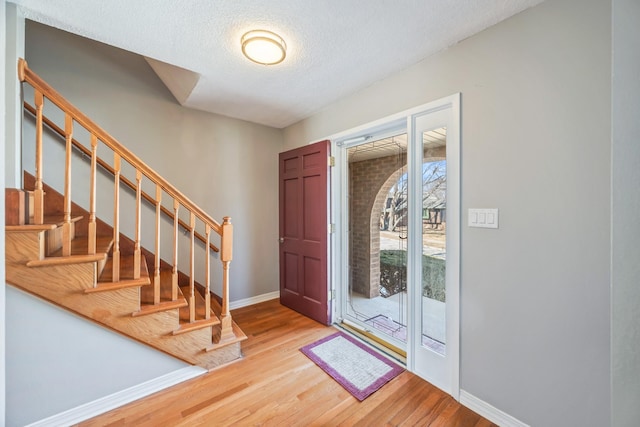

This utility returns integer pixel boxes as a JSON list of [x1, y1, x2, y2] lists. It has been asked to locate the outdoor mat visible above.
[[365, 314, 445, 355], [300, 331, 404, 401]]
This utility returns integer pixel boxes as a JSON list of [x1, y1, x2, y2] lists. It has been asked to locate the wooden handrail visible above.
[[19, 59, 222, 236], [23, 101, 219, 253]]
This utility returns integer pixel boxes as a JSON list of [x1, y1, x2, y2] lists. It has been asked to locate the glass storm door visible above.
[[333, 94, 460, 397], [344, 134, 409, 352]]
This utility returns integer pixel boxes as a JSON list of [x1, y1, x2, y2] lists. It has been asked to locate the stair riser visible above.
[[7, 262, 96, 302], [97, 255, 109, 278], [5, 189, 28, 225], [44, 222, 76, 256], [5, 230, 45, 262]]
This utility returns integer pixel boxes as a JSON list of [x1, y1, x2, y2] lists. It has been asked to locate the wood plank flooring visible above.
[[78, 299, 496, 426]]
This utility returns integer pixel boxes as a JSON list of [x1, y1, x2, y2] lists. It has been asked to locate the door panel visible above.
[[303, 175, 323, 241], [283, 253, 299, 294], [279, 140, 330, 324], [303, 256, 322, 301], [283, 180, 299, 238]]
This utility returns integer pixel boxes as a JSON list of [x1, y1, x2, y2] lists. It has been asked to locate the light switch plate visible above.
[[468, 208, 499, 228]]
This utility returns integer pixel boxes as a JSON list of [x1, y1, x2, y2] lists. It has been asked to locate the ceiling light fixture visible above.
[[241, 30, 287, 65]]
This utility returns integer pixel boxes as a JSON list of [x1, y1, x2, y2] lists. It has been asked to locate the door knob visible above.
[[279, 237, 284, 243]]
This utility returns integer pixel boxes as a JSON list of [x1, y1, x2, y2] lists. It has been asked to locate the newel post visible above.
[[218, 216, 234, 342]]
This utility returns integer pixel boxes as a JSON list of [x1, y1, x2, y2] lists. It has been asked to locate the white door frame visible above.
[[327, 93, 461, 399]]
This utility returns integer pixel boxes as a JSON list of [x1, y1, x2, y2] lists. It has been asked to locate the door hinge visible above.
[[328, 223, 335, 233], [329, 289, 336, 300], [328, 156, 335, 167]]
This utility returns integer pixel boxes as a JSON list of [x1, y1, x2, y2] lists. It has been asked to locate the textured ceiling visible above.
[[13, 0, 544, 129]]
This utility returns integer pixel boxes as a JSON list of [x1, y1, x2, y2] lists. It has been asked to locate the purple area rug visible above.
[[300, 331, 404, 401]]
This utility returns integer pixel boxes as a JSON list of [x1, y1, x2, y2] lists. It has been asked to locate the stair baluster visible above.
[[133, 170, 142, 280], [153, 184, 162, 305], [33, 90, 44, 225], [62, 114, 73, 256], [112, 153, 121, 282], [88, 134, 97, 255], [172, 199, 179, 301], [205, 224, 211, 320], [189, 212, 196, 323]]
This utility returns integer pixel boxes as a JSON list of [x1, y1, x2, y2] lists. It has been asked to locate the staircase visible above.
[[5, 58, 246, 370]]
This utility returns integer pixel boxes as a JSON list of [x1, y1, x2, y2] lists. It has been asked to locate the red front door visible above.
[[279, 140, 330, 324]]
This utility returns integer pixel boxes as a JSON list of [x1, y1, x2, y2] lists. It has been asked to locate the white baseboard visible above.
[[26, 366, 206, 427], [460, 390, 529, 427], [229, 291, 279, 310]]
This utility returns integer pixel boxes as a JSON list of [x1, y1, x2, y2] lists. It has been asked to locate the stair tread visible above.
[[132, 299, 188, 317], [5, 215, 83, 232], [170, 285, 220, 335], [179, 285, 217, 323], [42, 214, 84, 226], [134, 269, 187, 316], [48, 235, 113, 258], [172, 317, 220, 335], [26, 235, 113, 267], [85, 254, 151, 293], [6, 223, 57, 231], [99, 253, 150, 283], [141, 268, 175, 304]]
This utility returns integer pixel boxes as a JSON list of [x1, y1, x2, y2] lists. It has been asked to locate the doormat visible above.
[[300, 331, 404, 401], [365, 314, 445, 355]]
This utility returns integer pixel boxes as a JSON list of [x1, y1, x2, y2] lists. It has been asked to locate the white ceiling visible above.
[[13, 0, 544, 129]]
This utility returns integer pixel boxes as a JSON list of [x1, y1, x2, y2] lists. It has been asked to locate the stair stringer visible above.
[[6, 229, 242, 370]]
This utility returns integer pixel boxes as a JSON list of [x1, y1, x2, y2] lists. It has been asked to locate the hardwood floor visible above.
[[78, 299, 496, 426]]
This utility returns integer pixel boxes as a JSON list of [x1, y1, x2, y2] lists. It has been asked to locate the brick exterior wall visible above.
[[349, 154, 406, 298]]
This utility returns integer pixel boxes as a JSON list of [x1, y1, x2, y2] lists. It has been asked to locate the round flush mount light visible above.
[[241, 30, 287, 65]]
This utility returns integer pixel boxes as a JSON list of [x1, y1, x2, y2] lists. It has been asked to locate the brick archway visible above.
[[349, 146, 447, 299], [349, 153, 406, 298], [369, 165, 407, 297]]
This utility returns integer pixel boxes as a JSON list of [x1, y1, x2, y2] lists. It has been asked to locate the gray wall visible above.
[[284, 0, 611, 425], [25, 21, 283, 302], [4, 2, 23, 188], [1, 1, 7, 423], [6, 287, 189, 426], [611, 0, 640, 425]]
